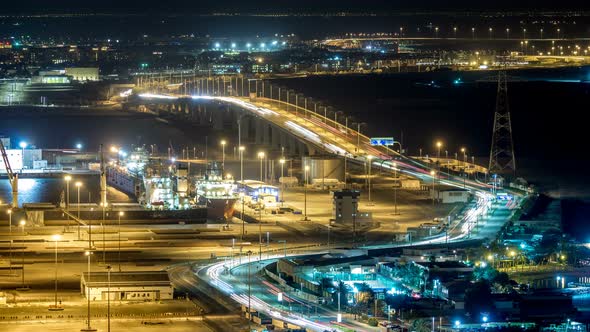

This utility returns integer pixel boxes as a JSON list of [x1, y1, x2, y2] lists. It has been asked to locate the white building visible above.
[[81, 271, 174, 301], [431, 188, 471, 204], [0, 149, 22, 171], [65, 67, 99, 81]]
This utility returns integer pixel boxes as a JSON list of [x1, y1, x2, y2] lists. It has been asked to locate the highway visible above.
[[137, 90, 525, 331]]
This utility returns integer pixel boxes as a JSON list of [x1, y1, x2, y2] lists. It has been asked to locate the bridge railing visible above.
[[138, 75, 403, 159]]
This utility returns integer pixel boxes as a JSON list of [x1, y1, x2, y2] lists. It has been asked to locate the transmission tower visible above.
[[488, 71, 516, 175]]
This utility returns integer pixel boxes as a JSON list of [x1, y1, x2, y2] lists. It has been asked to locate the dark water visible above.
[[4, 14, 590, 40], [0, 175, 100, 207]]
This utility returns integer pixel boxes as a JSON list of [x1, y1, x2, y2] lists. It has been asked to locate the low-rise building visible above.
[[81, 271, 174, 301], [65, 67, 99, 81]]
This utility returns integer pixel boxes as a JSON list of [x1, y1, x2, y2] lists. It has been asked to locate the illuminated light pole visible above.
[[220, 140, 226, 170], [49, 234, 63, 311], [106, 265, 112, 332], [489, 27, 493, 39], [471, 27, 475, 39], [258, 151, 265, 182], [303, 165, 310, 221], [7, 209, 12, 273], [430, 170, 436, 205], [117, 211, 124, 272], [246, 250, 253, 331], [279, 158, 286, 205], [19, 141, 27, 169], [81, 251, 96, 332], [461, 147, 467, 188], [239, 146, 245, 185], [367, 155, 373, 204], [393, 162, 398, 215], [453, 26, 457, 38], [76, 181, 82, 240], [237, 192, 245, 241], [19, 219, 28, 290], [506, 28, 510, 39], [64, 175, 72, 210], [436, 141, 442, 159]]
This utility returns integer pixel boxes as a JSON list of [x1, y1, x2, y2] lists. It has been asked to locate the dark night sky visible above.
[[2, 0, 590, 13]]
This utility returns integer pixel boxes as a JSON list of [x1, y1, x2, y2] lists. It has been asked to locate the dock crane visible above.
[[0, 139, 18, 208]]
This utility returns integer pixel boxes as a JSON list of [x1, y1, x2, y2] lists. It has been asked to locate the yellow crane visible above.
[[0, 139, 18, 208]]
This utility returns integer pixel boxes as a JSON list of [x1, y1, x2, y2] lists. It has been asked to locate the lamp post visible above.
[[117, 211, 124, 272], [436, 141, 442, 159], [50, 234, 63, 311], [258, 151, 265, 182], [19, 220, 27, 289], [81, 251, 96, 331], [393, 162, 398, 215], [303, 165, 310, 221], [279, 158, 285, 205], [247, 250, 253, 331], [64, 175, 72, 209], [367, 155, 373, 204], [259, 207, 263, 261], [239, 146, 245, 185], [7, 209, 12, 273], [76, 181, 82, 240], [100, 202, 107, 264], [106, 265, 112, 332], [220, 140, 226, 170], [430, 170, 436, 205]]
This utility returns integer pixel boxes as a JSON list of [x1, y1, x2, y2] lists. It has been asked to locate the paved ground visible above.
[[1, 319, 214, 332]]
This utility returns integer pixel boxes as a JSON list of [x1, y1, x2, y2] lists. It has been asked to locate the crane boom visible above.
[[0, 139, 18, 208]]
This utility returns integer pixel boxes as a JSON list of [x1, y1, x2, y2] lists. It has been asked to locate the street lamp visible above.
[[50, 234, 63, 311], [118, 211, 124, 272], [393, 162, 398, 215], [239, 146, 245, 184], [436, 141, 442, 159], [430, 170, 436, 205], [279, 158, 286, 204], [303, 165, 310, 221], [258, 151, 265, 182], [76, 181, 82, 239], [367, 155, 373, 204], [220, 140, 226, 170], [19, 141, 27, 169], [64, 175, 72, 210], [246, 250, 253, 331], [19, 219, 28, 289], [106, 265, 112, 332], [7, 209, 12, 273], [81, 251, 96, 331]]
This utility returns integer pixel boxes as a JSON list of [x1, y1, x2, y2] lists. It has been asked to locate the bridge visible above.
[[131, 77, 528, 332]]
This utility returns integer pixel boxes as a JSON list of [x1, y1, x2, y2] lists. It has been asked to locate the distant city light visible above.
[[231, 43, 236, 48], [246, 43, 252, 48], [260, 42, 266, 48], [76, 143, 82, 149], [19, 141, 27, 149], [214, 42, 220, 48]]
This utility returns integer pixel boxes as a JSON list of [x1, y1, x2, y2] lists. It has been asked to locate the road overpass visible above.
[[134, 86, 527, 331]]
